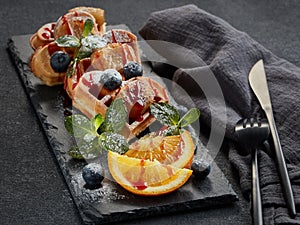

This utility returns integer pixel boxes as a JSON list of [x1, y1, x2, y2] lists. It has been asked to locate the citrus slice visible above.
[[108, 151, 192, 196], [125, 129, 195, 169]]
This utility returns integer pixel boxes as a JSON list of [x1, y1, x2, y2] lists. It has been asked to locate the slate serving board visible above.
[[7, 25, 238, 224]]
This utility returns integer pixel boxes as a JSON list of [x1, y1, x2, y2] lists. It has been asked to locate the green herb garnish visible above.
[[99, 98, 127, 134], [82, 18, 94, 38], [55, 18, 107, 77], [65, 99, 128, 159], [150, 103, 200, 136], [56, 35, 81, 48]]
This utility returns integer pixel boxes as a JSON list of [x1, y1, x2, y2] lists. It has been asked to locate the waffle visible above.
[[29, 23, 56, 50], [68, 6, 106, 35], [29, 7, 169, 137], [65, 29, 141, 99], [72, 72, 169, 138], [30, 42, 71, 86], [30, 7, 106, 86]]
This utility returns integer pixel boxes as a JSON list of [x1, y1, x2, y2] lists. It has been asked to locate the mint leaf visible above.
[[100, 98, 127, 133], [150, 103, 200, 136], [76, 36, 107, 61], [91, 114, 104, 132], [82, 19, 94, 37], [62, 20, 107, 78], [65, 100, 129, 159], [56, 35, 80, 48], [99, 132, 129, 154], [77, 134, 100, 154], [65, 114, 93, 138], [150, 103, 180, 126], [179, 108, 200, 128]]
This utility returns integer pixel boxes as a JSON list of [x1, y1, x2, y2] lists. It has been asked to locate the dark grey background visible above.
[[1, 1, 299, 224]]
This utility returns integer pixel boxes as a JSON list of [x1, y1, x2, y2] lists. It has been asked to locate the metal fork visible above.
[[235, 118, 270, 225]]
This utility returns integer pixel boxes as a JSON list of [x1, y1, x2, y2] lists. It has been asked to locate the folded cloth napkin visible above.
[[139, 4, 300, 225]]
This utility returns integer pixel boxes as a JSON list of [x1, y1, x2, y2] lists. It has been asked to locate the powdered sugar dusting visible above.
[[71, 173, 127, 203]]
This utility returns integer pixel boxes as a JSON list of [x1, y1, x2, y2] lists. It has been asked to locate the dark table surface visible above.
[[1, 1, 299, 225]]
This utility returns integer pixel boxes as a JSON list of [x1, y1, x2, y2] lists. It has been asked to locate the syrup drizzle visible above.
[[41, 32, 50, 39], [71, 59, 92, 90], [81, 73, 95, 88], [47, 42, 61, 56], [127, 81, 145, 123], [111, 30, 117, 43], [61, 15, 72, 35], [128, 159, 148, 190], [129, 101, 144, 123], [41, 25, 54, 40]]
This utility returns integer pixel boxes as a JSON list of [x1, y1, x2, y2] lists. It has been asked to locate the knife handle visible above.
[[252, 149, 263, 225], [266, 111, 296, 217]]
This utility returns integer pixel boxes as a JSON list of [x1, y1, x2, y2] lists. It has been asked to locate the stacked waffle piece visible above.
[[29, 6, 169, 139]]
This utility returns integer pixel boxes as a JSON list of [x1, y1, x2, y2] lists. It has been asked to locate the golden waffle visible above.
[[72, 73, 169, 139], [30, 7, 106, 86]]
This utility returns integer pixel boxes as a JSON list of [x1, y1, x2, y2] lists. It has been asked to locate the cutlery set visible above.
[[235, 60, 296, 225]]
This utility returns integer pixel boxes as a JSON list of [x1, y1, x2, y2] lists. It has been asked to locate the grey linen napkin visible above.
[[139, 4, 300, 225]]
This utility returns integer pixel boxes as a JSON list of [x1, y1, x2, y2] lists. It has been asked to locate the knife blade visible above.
[[248, 59, 296, 217]]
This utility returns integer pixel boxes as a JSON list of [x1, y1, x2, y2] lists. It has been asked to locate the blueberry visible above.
[[82, 163, 104, 188], [100, 69, 122, 91], [50, 51, 71, 73], [122, 61, 143, 80], [191, 159, 211, 179]]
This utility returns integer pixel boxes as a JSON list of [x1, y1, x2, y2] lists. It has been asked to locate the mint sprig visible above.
[[149, 102, 180, 127], [150, 103, 200, 136], [55, 19, 107, 77], [56, 35, 81, 48], [65, 99, 128, 159]]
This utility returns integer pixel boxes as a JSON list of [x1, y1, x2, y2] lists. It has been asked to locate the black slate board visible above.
[[7, 26, 238, 224]]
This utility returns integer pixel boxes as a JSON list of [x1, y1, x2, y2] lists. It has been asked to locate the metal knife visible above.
[[248, 59, 296, 217]]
